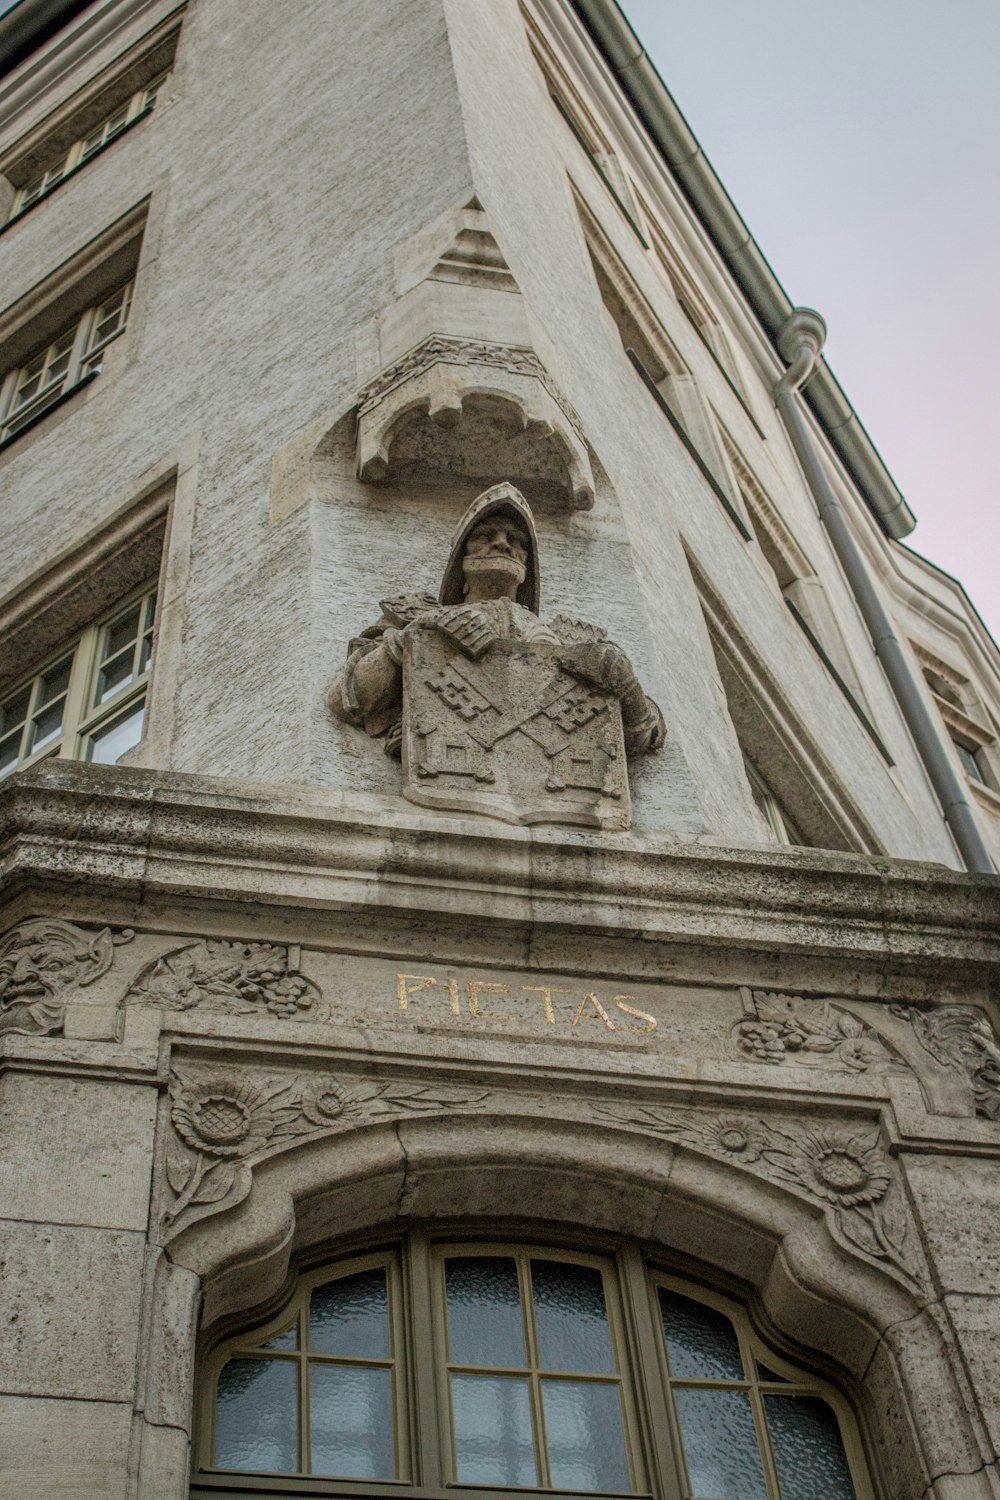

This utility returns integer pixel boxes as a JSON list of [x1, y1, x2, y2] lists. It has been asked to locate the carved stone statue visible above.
[[328, 482, 664, 828]]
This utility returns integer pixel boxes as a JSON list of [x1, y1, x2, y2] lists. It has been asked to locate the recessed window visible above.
[[0, 282, 132, 443], [916, 654, 998, 793], [744, 756, 805, 846], [195, 1237, 871, 1498], [0, 583, 155, 780], [953, 737, 987, 785], [7, 75, 167, 223]]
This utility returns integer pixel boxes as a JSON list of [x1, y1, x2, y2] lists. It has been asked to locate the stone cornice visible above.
[[1, 764, 997, 977]]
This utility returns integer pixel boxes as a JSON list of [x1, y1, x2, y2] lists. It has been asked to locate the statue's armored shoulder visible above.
[[548, 613, 609, 645]]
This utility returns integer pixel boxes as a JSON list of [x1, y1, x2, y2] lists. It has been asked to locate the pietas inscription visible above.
[[396, 972, 656, 1033]]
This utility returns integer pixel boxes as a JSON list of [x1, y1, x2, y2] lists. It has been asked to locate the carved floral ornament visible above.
[[598, 1102, 917, 1289], [161, 1061, 923, 1291], [733, 989, 898, 1073], [163, 1070, 489, 1231], [125, 937, 324, 1021], [735, 987, 1000, 1122]]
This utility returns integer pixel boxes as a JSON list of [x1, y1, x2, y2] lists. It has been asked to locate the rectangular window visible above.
[[953, 738, 987, 785], [0, 584, 156, 780], [7, 75, 167, 222], [0, 282, 132, 443]]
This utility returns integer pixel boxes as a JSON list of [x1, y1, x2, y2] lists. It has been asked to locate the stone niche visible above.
[[354, 199, 594, 512]]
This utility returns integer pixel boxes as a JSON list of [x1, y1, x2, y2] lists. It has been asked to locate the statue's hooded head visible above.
[[438, 483, 541, 613]]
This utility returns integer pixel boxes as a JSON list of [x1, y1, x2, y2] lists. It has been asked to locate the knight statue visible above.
[[328, 483, 664, 828]]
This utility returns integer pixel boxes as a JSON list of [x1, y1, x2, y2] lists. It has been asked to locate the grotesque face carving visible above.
[[461, 516, 530, 600], [0, 919, 121, 1036]]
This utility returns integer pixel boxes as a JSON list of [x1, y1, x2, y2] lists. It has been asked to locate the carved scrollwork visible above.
[[0, 917, 134, 1038], [356, 335, 586, 442], [163, 1068, 490, 1233], [891, 1003, 1000, 1120], [598, 1101, 920, 1288], [733, 990, 898, 1074], [125, 938, 325, 1022]]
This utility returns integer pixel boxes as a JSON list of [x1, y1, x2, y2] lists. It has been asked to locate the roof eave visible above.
[[570, 0, 916, 540]]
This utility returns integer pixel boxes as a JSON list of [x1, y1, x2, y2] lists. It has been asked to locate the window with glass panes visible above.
[[0, 283, 132, 442], [0, 584, 155, 780], [8, 75, 167, 221], [743, 757, 805, 847], [194, 1236, 873, 1500]]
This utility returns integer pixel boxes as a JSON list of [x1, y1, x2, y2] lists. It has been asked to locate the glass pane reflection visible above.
[[451, 1372, 537, 1486], [310, 1268, 389, 1359], [310, 1362, 394, 1478], [674, 1387, 767, 1500], [215, 1357, 297, 1472], [659, 1287, 744, 1380], [541, 1378, 631, 1492], [531, 1260, 613, 1373], [446, 1256, 525, 1368], [87, 702, 145, 764], [766, 1394, 857, 1500]]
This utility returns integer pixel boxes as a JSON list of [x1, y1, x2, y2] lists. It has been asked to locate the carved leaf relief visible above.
[[599, 1101, 921, 1288], [126, 938, 325, 1022], [163, 1069, 489, 1232], [734, 990, 899, 1074]]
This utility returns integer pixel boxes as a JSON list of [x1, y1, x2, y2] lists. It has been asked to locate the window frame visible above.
[[0, 281, 133, 446], [0, 579, 156, 780], [743, 755, 805, 847], [4, 72, 168, 226], [192, 1231, 876, 1500]]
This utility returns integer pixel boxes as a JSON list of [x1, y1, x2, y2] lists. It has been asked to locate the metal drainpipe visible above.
[[774, 308, 995, 875]]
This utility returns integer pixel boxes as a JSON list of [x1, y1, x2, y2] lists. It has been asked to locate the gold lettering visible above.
[[447, 977, 461, 1017], [522, 984, 570, 1024], [468, 980, 515, 1021], [396, 973, 437, 1012], [573, 992, 615, 1030], [614, 995, 657, 1033]]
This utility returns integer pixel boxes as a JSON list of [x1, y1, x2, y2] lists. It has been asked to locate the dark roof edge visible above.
[[570, 0, 916, 540], [0, 0, 92, 77]]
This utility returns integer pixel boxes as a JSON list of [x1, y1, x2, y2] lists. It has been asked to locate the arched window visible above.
[[193, 1236, 874, 1499]]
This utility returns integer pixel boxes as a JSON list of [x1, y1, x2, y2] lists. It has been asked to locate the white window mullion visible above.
[[65, 308, 96, 391], [0, 367, 18, 427], [57, 630, 94, 762]]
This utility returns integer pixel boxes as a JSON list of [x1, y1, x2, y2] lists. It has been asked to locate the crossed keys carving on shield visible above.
[[419, 655, 618, 796]]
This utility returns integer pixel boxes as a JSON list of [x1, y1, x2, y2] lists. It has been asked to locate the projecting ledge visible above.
[[1, 763, 998, 978], [355, 336, 595, 511]]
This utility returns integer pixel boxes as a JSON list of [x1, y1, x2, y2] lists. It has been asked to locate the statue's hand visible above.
[[430, 605, 497, 659], [557, 640, 639, 698]]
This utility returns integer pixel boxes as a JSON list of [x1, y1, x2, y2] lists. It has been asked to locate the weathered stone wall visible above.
[[2, 1, 1000, 1497], [1, 766, 999, 1496]]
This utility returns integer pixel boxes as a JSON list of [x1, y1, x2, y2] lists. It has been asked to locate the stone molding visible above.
[[2, 763, 998, 975], [356, 335, 586, 441], [355, 334, 595, 509], [163, 1066, 488, 1233], [158, 1057, 924, 1296]]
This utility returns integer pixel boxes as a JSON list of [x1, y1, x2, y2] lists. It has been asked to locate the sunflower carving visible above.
[[598, 1101, 918, 1286], [163, 1068, 489, 1231]]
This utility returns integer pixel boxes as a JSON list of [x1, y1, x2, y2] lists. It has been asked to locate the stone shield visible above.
[[402, 625, 630, 829]]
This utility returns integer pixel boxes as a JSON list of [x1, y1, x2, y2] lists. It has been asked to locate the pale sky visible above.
[[621, 0, 1000, 642]]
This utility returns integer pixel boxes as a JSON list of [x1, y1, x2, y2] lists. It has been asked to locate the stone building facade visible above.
[[1, 1, 999, 1497]]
